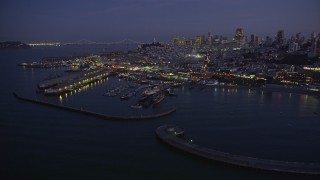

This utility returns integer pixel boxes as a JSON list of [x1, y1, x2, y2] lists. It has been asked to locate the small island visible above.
[[0, 41, 30, 49]]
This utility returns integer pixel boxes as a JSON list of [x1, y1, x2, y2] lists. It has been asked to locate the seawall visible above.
[[13, 93, 176, 120], [156, 125, 320, 175]]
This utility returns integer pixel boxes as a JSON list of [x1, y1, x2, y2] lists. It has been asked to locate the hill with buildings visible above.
[[0, 41, 30, 49]]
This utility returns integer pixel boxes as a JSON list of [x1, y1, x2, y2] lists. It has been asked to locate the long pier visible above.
[[38, 68, 111, 94], [13, 93, 176, 120], [156, 125, 320, 175]]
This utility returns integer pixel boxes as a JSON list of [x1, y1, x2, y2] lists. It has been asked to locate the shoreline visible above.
[[196, 84, 320, 97]]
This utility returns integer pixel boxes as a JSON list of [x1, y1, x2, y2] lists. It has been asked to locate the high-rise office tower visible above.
[[233, 28, 245, 48], [207, 32, 212, 46], [265, 36, 273, 46], [249, 34, 259, 46], [195, 35, 205, 49], [276, 30, 284, 44], [250, 34, 255, 43], [235, 28, 244, 37]]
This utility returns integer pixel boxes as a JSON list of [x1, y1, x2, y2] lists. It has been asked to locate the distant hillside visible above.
[[0, 41, 30, 49]]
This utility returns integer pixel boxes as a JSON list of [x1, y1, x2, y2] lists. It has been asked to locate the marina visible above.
[[3, 0, 320, 178], [3, 44, 320, 180]]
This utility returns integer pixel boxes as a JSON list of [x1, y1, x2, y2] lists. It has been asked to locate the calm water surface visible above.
[[1, 45, 320, 179]]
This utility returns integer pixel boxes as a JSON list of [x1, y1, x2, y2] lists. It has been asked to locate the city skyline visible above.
[[1, 0, 320, 43]]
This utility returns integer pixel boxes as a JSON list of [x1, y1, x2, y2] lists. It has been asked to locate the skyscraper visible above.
[[235, 28, 244, 37], [265, 36, 273, 46], [207, 32, 212, 46], [250, 34, 255, 43], [276, 30, 284, 45], [249, 34, 259, 47], [233, 28, 245, 49], [195, 35, 205, 49]]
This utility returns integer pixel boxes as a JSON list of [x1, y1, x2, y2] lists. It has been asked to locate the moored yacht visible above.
[[143, 86, 160, 96], [153, 93, 165, 105]]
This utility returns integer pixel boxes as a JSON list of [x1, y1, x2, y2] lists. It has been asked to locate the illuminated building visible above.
[[203, 53, 210, 71], [310, 32, 320, 56], [195, 35, 205, 49], [233, 28, 246, 49], [184, 38, 193, 46], [212, 35, 220, 48], [220, 37, 228, 44], [213, 35, 220, 43], [173, 36, 183, 46], [173, 36, 193, 46]]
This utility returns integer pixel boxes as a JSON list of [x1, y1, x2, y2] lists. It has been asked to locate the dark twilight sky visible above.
[[1, 0, 319, 43]]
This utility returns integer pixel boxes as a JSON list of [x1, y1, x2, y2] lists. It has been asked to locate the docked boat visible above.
[[120, 94, 129, 100], [130, 103, 142, 109], [139, 96, 154, 108], [153, 93, 165, 105], [120, 92, 134, 100], [103, 86, 125, 97], [103, 89, 118, 97], [140, 80, 149, 84], [165, 88, 177, 96], [172, 82, 184, 87], [206, 80, 219, 86], [143, 86, 160, 96]]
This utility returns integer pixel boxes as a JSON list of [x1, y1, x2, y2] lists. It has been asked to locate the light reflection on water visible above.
[[57, 78, 109, 103], [2, 46, 320, 180], [299, 94, 319, 116]]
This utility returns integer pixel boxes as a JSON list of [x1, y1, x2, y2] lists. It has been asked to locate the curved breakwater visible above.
[[156, 125, 320, 175], [13, 93, 176, 120]]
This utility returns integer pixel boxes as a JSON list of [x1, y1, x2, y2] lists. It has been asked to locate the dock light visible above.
[[190, 140, 193, 142]]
